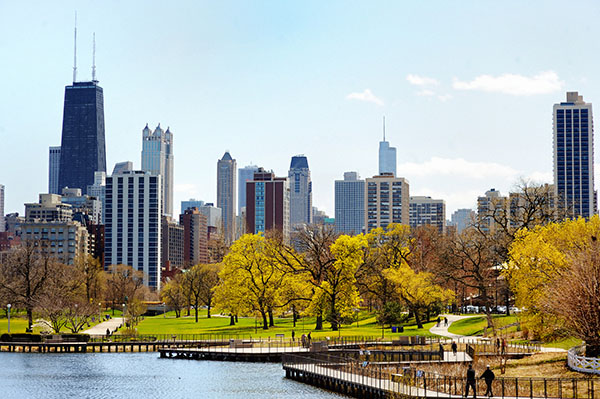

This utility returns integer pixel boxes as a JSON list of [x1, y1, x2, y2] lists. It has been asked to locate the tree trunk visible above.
[[261, 311, 269, 330], [315, 314, 323, 330], [268, 309, 274, 327], [27, 308, 33, 330], [206, 299, 211, 318], [292, 307, 297, 327], [235, 314, 238, 322], [194, 301, 199, 323], [586, 344, 600, 358], [414, 308, 423, 329], [229, 315, 235, 325]]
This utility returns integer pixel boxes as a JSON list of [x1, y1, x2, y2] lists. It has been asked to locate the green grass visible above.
[[541, 336, 582, 350], [131, 310, 440, 339], [448, 314, 519, 336]]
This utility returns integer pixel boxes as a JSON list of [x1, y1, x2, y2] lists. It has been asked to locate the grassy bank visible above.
[[448, 314, 519, 336]]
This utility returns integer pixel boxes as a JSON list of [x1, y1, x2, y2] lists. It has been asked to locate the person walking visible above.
[[437, 316, 441, 326], [291, 330, 295, 342], [444, 317, 448, 326], [480, 365, 495, 397], [452, 341, 458, 356], [465, 364, 477, 398]]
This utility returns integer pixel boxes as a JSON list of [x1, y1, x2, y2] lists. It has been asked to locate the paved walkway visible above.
[[83, 317, 125, 335]]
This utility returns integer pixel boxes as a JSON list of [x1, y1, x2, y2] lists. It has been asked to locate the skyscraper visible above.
[[477, 188, 507, 233], [104, 170, 162, 290], [0, 184, 4, 232], [365, 174, 409, 232], [180, 208, 209, 266], [334, 172, 365, 235], [245, 168, 290, 242], [409, 196, 446, 233], [450, 208, 475, 233], [288, 155, 313, 228], [58, 81, 106, 194], [141, 123, 174, 216], [48, 146, 61, 194], [217, 152, 236, 244], [378, 118, 397, 176], [553, 91, 595, 218], [181, 199, 205, 215], [238, 165, 259, 214]]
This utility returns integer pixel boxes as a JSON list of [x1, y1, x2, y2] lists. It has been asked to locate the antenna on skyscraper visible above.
[[73, 11, 77, 83], [92, 32, 97, 82], [383, 116, 386, 141]]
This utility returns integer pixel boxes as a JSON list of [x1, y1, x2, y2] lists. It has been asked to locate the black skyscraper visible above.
[[58, 81, 106, 194]]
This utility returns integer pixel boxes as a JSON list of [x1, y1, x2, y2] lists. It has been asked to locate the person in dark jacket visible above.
[[465, 364, 476, 398], [452, 341, 458, 356], [480, 365, 495, 397]]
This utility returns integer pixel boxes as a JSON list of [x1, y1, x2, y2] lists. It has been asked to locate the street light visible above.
[[163, 302, 166, 318], [122, 303, 126, 328], [7, 304, 11, 333]]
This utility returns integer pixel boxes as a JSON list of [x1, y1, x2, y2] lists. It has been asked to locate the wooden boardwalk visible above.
[[159, 345, 310, 362]]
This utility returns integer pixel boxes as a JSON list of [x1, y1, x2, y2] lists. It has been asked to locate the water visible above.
[[0, 352, 344, 399]]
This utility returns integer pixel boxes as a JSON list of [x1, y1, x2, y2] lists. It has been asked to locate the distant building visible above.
[[198, 203, 222, 238], [0, 231, 21, 253], [553, 91, 596, 218], [288, 155, 312, 228], [245, 168, 290, 241], [161, 216, 184, 272], [181, 199, 205, 215], [449, 208, 475, 233], [61, 187, 102, 225], [58, 81, 106, 195], [238, 165, 259, 215], [105, 170, 162, 290], [334, 172, 365, 235], [87, 171, 106, 224], [48, 146, 61, 194], [312, 207, 329, 226], [378, 120, 397, 176], [112, 162, 133, 175], [25, 194, 73, 222], [217, 152, 236, 244], [20, 220, 88, 265], [477, 188, 507, 233], [142, 124, 174, 216], [4, 213, 23, 234], [0, 184, 4, 233], [409, 196, 446, 233], [180, 208, 209, 266], [365, 174, 409, 232]]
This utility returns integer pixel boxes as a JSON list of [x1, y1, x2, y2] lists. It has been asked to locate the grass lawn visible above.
[[448, 314, 519, 336], [131, 310, 440, 339]]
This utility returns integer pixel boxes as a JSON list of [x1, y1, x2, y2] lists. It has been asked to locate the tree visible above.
[[182, 263, 221, 322], [104, 264, 145, 315], [160, 274, 186, 318], [74, 254, 105, 303], [0, 242, 55, 330]]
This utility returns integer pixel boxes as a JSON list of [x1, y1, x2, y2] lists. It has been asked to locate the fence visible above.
[[569, 345, 600, 375], [283, 352, 600, 399]]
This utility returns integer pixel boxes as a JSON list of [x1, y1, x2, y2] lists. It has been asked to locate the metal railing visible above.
[[282, 352, 600, 399]]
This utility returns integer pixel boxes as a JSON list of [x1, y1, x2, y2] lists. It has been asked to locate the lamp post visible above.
[[163, 302, 166, 318], [122, 303, 126, 328], [7, 304, 11, 333]]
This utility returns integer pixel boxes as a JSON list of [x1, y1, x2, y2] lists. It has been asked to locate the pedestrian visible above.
[[496, 338, 500, 354], [437, 316, 441, 326], [480, 365, 495, 397], [501, 338, 507, 355], [444, 317, 448, 327], [301, 334, 307, 348], [465, 363, 476, 398], [106, 328, 110, 337], [307, 331, 312, 344], [291, 330, 295, 342], [452, 341, 458, 356]]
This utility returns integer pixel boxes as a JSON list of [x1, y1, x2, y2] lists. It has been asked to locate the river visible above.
[[0, 352, 343, 398]]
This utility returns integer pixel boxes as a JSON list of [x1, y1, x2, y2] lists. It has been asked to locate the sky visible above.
[[2, 1, 600, 219]]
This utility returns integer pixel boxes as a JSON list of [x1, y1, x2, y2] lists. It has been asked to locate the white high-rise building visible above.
[[378, 119, 397, 176], [217, 151, 236, 244], [409, 196, 446, 233], [48, 146, 61, 194], [365, 174, 409, 232], [554, 92, 596, 218], [334, 172, 365, 235], [238, 165, 259, 215], [104, 170, 162, 290], [87, 171, 106, 224], [141, 123, 174, 217], [0, 184, 4, 232], [288, 155, 312, 228]]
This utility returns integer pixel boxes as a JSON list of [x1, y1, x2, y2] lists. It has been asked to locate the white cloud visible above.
[[399, 157, 519, 180], [345, 89, 384, 106], [406, 74, 439, 86], [452, 71, 564, 96], [437, 94, 453, 102], [416, 89, 435, 97]]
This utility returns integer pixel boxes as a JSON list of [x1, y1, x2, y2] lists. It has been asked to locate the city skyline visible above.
[[4, 2, 600, 218]]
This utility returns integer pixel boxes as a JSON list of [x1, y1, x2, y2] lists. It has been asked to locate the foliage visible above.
[[182, 263, 221, 322], [160, 274, 186, 318]]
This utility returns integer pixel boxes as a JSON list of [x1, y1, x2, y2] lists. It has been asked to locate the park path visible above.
[[429, 314, 566, 352], [83, 317, 125, 335]]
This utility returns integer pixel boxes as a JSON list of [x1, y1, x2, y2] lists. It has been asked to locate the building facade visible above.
[[87, 171, 106, 224], [48, 146, 61, 194], [378, 126, 397, 176], [288, 155, 313, 229], [58, 81, 106, 194], [20, 220, 88, 265], [449, 208, 475, 233], [181, 199, 204, 215], [365, 174, 409, 232], [0, 184, 4, 233], [141, 124, 174, 217], [25, 194, 73, 222], [238, 165, 259, 215], [104, 170, 162, 290], [179, 208, 209, 266], [553, 91, 596, 218], [161, 216, 184, 271], [334, 172, 365, 235], [217, 152, 236, 244], [409, 196, 446, 233], [477, 188, 507, 233], [245, 169, 290, 241]]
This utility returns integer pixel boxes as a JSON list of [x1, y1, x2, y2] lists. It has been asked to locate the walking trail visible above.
[[83, 317, 125, 335]]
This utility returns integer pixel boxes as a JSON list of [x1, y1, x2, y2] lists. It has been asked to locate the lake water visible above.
[[0, 352, 343, 399]]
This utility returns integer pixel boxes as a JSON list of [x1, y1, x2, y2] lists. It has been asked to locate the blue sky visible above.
[[2, 1, 600, 218]]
